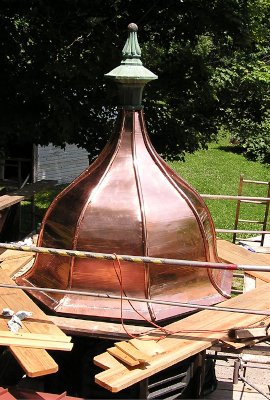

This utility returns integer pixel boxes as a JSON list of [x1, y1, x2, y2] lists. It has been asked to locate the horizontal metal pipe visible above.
[[0, 282, 270, 316], [201, 194, 270, 202], [0, 242, 269, 272], [216, 229, 270, 234], [243, 179, 269, 185]]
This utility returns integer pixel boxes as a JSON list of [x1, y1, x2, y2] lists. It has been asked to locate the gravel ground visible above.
[[204, 343, 270, 399]]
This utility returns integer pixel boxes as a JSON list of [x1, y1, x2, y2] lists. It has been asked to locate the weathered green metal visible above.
[[105, 23, 157, 108]]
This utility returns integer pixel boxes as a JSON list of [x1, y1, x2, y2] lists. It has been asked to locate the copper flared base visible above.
[[17, 260, 232, 322]]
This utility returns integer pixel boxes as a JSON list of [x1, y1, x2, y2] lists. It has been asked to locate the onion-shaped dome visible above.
[[16, 24, 232, 322]]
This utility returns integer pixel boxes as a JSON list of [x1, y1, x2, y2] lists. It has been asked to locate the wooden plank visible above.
[[0, 254, 34, 276], [107, 347, 140, 367], [10, 347, 58, 378], [129, 338, 164, 356], [217, 239, 270, 283], [231, 326, 268, 339], [0, 336, 73, 351], [0, 195, 25, 210], [114, 341, 150, 363], [0, 269, 69, 377], [48, 315, 149, 339], [0, 249, 33, 262], [0, 180, 57, 211], [94, 352, 128, 371], [0, 285, 59, 377], [95, 283, 270, 392], [96, 339, 211, 392], [0, 330, 72, 342]]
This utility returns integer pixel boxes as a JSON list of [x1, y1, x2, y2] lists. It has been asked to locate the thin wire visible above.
[[112, 255, 172, 340], [112, 256, 268, 341]]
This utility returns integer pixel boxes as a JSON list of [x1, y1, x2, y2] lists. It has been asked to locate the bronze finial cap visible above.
[[128, 22, 138, 31]]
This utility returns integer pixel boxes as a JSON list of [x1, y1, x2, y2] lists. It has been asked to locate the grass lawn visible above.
[[169, 135, 269, 241], [22, 135, 269, 242]]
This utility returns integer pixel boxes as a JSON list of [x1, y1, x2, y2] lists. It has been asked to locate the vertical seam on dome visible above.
[[68, 112, 125, 289], [139, 111, 230, 298], [132, 111, 156, 321]]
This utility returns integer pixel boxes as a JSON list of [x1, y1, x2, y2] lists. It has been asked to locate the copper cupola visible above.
[[17, 24, 232, 321]]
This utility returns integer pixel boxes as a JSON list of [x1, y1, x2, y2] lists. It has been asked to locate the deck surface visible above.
[[217, 239, 270, 282]]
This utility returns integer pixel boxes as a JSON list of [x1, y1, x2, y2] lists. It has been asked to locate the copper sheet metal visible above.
[[16, 109, 232, 321]]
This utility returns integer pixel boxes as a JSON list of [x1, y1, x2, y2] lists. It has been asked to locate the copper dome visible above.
[[16, 24, 232, 322]]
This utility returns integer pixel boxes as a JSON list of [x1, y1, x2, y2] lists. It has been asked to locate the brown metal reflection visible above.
[[16, 109, 232, 321]]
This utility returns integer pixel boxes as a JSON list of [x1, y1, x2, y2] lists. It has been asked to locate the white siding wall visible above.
[[36, 144, 89, 184]]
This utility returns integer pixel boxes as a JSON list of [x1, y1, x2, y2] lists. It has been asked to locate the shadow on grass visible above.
[[217, 144, 244, 155]]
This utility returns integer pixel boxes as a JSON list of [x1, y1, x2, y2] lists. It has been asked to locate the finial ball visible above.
[[128, 23, 138, 32]]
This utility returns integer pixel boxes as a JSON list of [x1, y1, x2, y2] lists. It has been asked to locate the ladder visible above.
[[232, 174, 270, 246]]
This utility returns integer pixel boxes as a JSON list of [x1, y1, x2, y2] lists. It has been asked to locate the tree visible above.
[[0, 0, 269, 162]]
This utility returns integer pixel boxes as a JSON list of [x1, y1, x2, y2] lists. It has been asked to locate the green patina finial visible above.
[[105, 23, 157, 109], [122, 23, 141, 63]]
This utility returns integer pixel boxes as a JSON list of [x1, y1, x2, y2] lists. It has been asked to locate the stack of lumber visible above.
[[0, 269, 73, 377], [94, 283, 270, 393]]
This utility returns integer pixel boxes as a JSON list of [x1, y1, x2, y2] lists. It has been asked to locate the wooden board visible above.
[[48, 315, 149, 339], [0, 331, 72, 342], [0, 253, 34, 276], [0, 249, 33, 262], [95, 283, 270, 392], [107, 347, 140, 367], [0, 180, 57, 211], [10, 348, 58, 378], [129, 338, 164, 356], [0, 269, 71, 377], [115, 341, 151, 363], [217, 239, 270, 282], [94, 352, 127, 370]]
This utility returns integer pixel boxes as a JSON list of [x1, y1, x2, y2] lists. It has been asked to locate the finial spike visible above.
[[122, 23, 141, 59], [105, 22, 158, 109]]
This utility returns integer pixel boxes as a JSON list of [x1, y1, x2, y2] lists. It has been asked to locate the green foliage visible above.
[[0, 1, 269, 162], [210, 57, 270, 163]]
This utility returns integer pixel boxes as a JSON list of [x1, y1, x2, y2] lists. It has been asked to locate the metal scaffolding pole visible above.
[[0, 242, 269, 272], [0, 282, 269, 316]]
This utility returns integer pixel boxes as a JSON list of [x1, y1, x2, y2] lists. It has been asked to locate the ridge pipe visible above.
[[201, 194, 270, 202], [0, 282, 269, 316], [0, 242, 269, 272]]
